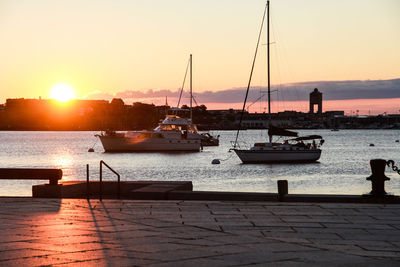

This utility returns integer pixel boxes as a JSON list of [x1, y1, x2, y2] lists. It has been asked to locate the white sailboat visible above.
[[233, 1, 324, 163], [97, 55, 202, 152]]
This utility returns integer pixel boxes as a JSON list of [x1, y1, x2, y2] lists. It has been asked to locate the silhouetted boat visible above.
[[201, 133, 219, 146], [174, 55, 220, 147], [97, 55, 202, 152], [232, 1, 324, 163], [97, 115, 201, 152]]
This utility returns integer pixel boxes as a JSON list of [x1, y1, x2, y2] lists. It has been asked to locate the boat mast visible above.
[[267, 1, 270, 117], [232, 3, 268, 149], [190, 54, 193, 121], [267, 1, 272, 143]]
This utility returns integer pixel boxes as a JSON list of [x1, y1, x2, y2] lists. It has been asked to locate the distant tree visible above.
[[110, 98, 124, 106], [127, 102, 158, 130]]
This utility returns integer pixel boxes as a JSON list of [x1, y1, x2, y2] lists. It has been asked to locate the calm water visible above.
[[0, 130, 399, 196]]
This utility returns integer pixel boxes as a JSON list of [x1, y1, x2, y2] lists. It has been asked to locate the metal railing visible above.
[[100, 160, 120, 201], [86, 161, 120, 200]]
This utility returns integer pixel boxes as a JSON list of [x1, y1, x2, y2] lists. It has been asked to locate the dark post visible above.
[[99, 161, 103, 201], [86, 164, 89, 199], [277, 180, 288, 201], [366, 159, 390, 197], [49, 178, 58, 185], [118, 174, 120, 199]]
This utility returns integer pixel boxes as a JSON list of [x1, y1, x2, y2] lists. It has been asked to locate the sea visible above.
[[0, 130, 399, 196]]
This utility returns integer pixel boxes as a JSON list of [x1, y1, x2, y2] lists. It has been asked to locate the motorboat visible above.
[[201, 133, 220, 146], [97, 115, 201, 152], [97, 54, 206, 152]]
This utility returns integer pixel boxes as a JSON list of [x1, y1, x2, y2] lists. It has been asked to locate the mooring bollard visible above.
[[366, 159, 390, 197], [277, 180, 288, 201]]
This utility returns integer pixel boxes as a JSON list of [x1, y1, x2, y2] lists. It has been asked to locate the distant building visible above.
[[309, 88, 322, 114]]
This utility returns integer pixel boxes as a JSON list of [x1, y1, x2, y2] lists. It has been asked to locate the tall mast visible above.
[[232, 3, 268, 148], [267, 0, 271, 117], [267, 1, 272, 143], [190, 54, 193, 121]]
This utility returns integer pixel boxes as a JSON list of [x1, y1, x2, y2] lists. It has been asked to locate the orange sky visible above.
[[0, 0, 399, 114]]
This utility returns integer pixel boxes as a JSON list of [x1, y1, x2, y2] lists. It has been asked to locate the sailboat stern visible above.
[[233, 149, 321, 163]]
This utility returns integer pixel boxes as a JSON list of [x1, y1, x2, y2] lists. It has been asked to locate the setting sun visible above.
[[49, 83, 76, 102]]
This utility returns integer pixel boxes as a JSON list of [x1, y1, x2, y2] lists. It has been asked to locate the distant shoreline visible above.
[[0, 128, 398, 132]]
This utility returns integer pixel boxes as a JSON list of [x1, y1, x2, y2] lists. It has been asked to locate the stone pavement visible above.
[[0, 198, 399, 266]]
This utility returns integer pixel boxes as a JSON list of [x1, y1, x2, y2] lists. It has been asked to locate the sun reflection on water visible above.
[[51, 150, 75, 181]]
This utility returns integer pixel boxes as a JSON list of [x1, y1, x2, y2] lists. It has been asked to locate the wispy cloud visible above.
[[80, 90, 115, 100], [82, 78, 400, 104]]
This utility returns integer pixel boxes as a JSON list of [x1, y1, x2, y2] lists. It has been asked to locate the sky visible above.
[[0, 0, 399, 114]]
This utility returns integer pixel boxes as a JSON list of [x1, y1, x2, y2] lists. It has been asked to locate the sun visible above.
[[49, 83, 76, 102]]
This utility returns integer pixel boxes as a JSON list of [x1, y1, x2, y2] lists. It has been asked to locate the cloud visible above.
[[283, 79, 400, 101], [80, 90, 115, 100], [82, 78, 400, 104]]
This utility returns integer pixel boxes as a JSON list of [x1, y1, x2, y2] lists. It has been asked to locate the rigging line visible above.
[[270, 17, 283, 112], [184, 93, 199, 106], [177, 57, 191, 108], [247, 89, 277, 111], [192, 94, 199, 106], [247, 93, 267, 110], [271, 10, 301, 111], [219, 152, 234, 162], [233, 2, 268, 149]]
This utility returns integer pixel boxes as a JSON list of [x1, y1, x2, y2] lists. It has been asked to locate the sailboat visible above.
[[173, 56, 220, 147], [97, 55, 202, 152], [233, 1, 324, 163]]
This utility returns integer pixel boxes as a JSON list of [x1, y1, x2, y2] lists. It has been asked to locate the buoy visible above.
[[211, 159, 220, 164], [369, 144, 375, 147], [88, 148, 95, 152]]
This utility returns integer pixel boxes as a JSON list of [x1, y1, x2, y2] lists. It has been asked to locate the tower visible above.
[[309, 88, 322, 114]]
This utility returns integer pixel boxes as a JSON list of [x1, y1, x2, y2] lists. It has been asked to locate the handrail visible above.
[[99, 160, 121, 201]]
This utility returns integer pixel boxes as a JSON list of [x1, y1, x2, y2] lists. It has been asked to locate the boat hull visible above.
[[233, 149, 321, 163], [99, 136, 201, 152]]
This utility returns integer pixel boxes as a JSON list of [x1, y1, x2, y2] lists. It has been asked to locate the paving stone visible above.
[[0, 198, 400, 266], [146, 247, 237, 262], [339, 233, 400, 242], [293, 227, 369, 235], [308, 215, 351, 223], [209, 251, 304, 266], [347, 250, 400, 258], [261, 231, 343, 240], [366, 228, 400, 235], [322, 222, 396, 230], [358, 244, 400, 252], [0, 248, 58, 261], [266, 237, 312, 244], [0, 255, 77, 266], [267, 250, 400, 266], [249, 226, 295, 233], [147, 257, 230, 267]]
